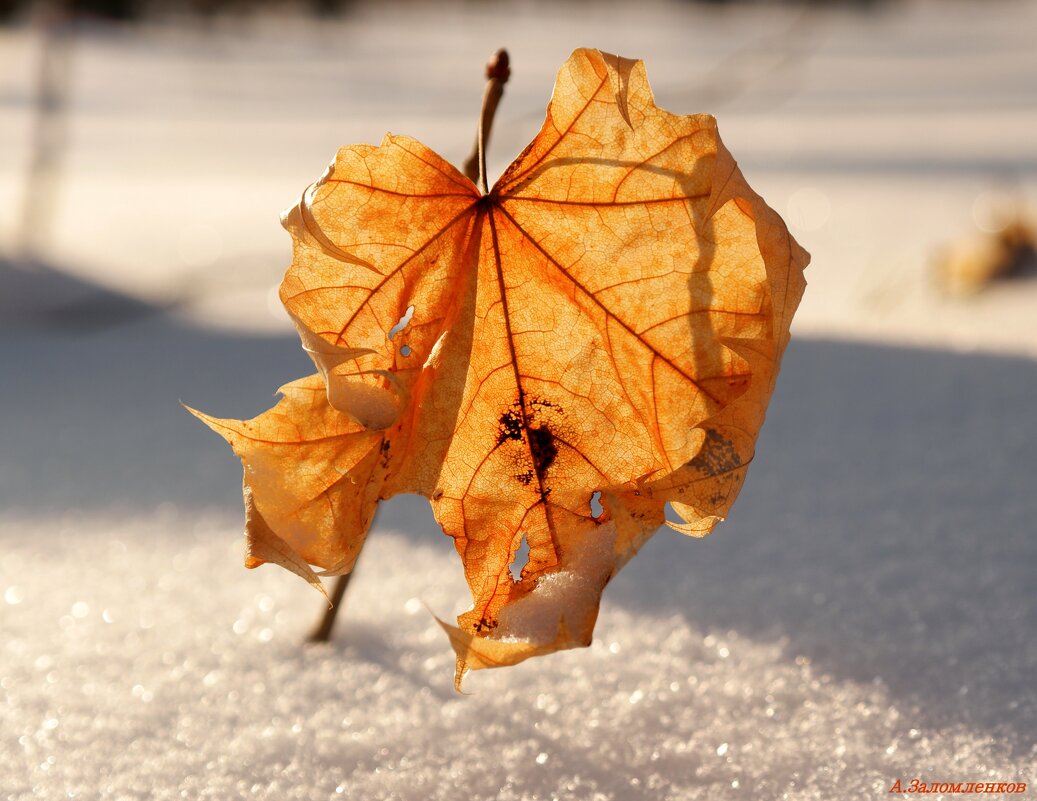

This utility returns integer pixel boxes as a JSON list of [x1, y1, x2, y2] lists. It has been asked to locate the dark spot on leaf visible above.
[[497, 407, 524, 445], [687, 428, 742, 477], [499, 398, 562, 481], [529, 397, 561, 414], [528, 425, 557, 474]]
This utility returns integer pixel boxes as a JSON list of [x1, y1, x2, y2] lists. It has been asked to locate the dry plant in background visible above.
[[191, 48, 809, 688], [935, 190, 1037, 296]]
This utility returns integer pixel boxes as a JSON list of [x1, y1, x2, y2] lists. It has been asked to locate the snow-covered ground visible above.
[[1, 1, 1035, 799]]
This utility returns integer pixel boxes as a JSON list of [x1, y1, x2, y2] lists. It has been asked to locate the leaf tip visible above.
[[182, 401, 225, 434]]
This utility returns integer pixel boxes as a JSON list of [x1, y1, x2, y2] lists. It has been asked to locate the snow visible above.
[[496, 522, 619, 646], [1, 0, 1036, 798]]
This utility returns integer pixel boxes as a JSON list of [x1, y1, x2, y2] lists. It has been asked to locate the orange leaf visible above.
[[194, 48, 808, 688]]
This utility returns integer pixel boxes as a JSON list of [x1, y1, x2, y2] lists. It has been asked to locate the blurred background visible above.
[[3, 0, 1035, 347], [1, 1, 1035, 798]]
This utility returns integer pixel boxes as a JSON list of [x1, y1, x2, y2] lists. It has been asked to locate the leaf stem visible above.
[[306, 571, 354, 643], [463, 49, 511, 195]]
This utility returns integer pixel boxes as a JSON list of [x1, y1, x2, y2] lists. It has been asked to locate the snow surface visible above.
[[1, 0, 1036, 799]]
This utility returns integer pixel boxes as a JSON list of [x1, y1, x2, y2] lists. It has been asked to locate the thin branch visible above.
[[307, 572, 354, 643], [463, 49, 511, 194]]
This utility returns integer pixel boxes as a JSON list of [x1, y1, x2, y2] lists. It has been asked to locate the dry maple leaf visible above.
[[190, 48, 808, 688]]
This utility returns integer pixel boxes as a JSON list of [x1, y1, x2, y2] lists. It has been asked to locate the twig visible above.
[[307, 572, 354, 643], [462, 49, 511, 194]]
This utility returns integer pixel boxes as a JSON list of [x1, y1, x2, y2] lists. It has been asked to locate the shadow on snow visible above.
[[1, 302, 1034, 751]]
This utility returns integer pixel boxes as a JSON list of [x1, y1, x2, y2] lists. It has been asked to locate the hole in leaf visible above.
[[590, 490, 603, 518], [388, 305, 415, 339], [400, 344, 412, 357], [509, 534, 530, 581]]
